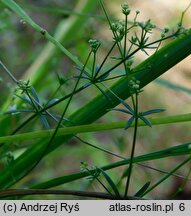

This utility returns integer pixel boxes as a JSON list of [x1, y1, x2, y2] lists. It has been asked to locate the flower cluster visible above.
[[138, 19, 156, 33], [121, 3, 131, 15], [110, 20, 125, 42], [16, 79, 31, 93], [129, 78, 141, 94], [88, 39, 101, 53]]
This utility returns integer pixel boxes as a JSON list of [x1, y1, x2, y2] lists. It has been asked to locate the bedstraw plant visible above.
[[0, 0, 191, 199]]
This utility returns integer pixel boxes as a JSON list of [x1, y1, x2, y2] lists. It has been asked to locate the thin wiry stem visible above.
[[92, 52, 96, 78], [124, 14, 128, 58], [95, 41, 117, 78], [141, 157, 191, 197], [124, 93, 139, 198], [0, 60, 18, 83], [0, 189, 143, 199]]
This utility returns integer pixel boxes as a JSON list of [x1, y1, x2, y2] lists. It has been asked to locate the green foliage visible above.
[[0, 0, 190, 199]]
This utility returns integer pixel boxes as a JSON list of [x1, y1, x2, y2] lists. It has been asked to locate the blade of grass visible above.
[[134, 181, 151, 197]]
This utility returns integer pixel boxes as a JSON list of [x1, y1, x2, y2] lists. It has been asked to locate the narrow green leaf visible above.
[[119, 98, 134, 114], [45, 99, 59, 108], [109, 108, 133, 115], [94, 84, 112, 102], [97, 71, 110, 81], [98, 168, 121, 198], [141, 109, 165, 116], [121, 167, 130, 178], [30, 86, 40, 103], [125, 116, 135, 129], [3, 110, 33, 115], [134, 181, 151, 197], [139, 116, 152, 127], [39, 115, 50, 129], [14, 94, 32, 105]]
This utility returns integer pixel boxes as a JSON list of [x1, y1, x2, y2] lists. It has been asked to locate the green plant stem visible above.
[[92, 52, 96, 78], [0, 189, 114, 199], [124, 93, 139, 197], [99, 0, 128, 74], [170, 167, 191, 199], [32, 142, 191, 190], [0, 60, 18, 83], [95, 41, 117, 77], [84, 168, 114, 198], [124, 14, 128, 58], [45, 49, 92, 150], [0, 189, 142, 200], [141, 156, 191, 197], [0, 113, 190, 144]]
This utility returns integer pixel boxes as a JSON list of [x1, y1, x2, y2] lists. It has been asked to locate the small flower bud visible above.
[[89, 39, 101, 53], [161, 33, 165, 38], [110, 22, 118, 32], [134, 84, 140, 89], [129, 78, 141, 93], [139, 19, 155, 32], [18, 79, 30, 89], [131, 35, 137, 43], [121, 3, 131, 15]]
